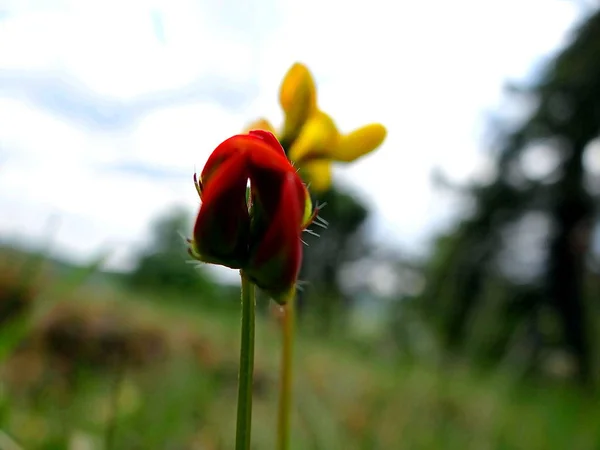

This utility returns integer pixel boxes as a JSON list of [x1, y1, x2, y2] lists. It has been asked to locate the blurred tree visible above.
[[417, 8, 600, 384], [127, 206, 212, 295], [297, 184, 370, 334]]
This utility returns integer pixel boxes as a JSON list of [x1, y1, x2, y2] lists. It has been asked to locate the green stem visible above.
[[277, 295, 295, 450], [236, 272, 256, 450]]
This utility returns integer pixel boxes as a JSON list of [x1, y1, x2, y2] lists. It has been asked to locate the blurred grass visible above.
[[0, 269, 598, 449]]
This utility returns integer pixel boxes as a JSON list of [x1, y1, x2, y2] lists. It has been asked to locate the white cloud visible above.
[[0, 0, 586, 272], [0, 98, 93, 163], [125, 103, 248, 170], [0, 1, 259, 99]]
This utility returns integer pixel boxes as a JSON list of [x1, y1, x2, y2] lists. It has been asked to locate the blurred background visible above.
[[1, 0, 600, 448]]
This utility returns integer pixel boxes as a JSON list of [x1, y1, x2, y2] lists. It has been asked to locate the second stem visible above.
[[277, 294, 295, 450]]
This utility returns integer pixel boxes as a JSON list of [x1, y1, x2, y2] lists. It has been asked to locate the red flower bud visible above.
[[189, 131, 316, 303]]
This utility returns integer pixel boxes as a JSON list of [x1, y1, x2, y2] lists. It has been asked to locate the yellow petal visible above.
[[243, 118, 277, 135], [279, 63, 318, 143], [288, 111, 339, 164], [302, 160, 333, 193], [330, 123, 387, 162], [279, 63, 317, 113]]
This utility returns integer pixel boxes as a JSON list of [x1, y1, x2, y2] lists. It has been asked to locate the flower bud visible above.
[[189, 130, 316, 302]]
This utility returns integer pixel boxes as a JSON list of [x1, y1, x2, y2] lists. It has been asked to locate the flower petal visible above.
[[330, 123, 387, 162], [248, 130, 287, 159], [245, 171, 304, 304], [192, 153, 250, 268], [279, 63, 318, 144], [279, 62, 317, 113], [301, 160, 333, 193], [247, 143, 302, 242], [288, 111, 339, 164], [202, 133, 285, 184], [243, 118, 277, 135]]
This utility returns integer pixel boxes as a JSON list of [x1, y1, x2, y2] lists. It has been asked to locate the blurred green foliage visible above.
[[125, 206, 219, 304], [0, 278, 598, 450]]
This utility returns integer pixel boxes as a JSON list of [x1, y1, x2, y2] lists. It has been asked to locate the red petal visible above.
[[203, 133, 292, 183], [248, 130, 287, 157], [201, 136, 244, 185], [246, 171, 303, 298], [193, 152, 250, 267]]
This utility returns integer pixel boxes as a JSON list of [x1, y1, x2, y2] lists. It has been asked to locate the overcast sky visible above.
[[0, 0, 587, 278]]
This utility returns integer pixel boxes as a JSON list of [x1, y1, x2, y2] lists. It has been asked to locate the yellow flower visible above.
[[244, 62, 387, 192]]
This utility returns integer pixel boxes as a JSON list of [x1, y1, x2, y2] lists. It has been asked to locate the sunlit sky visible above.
[[0, 0, 587, 276]]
